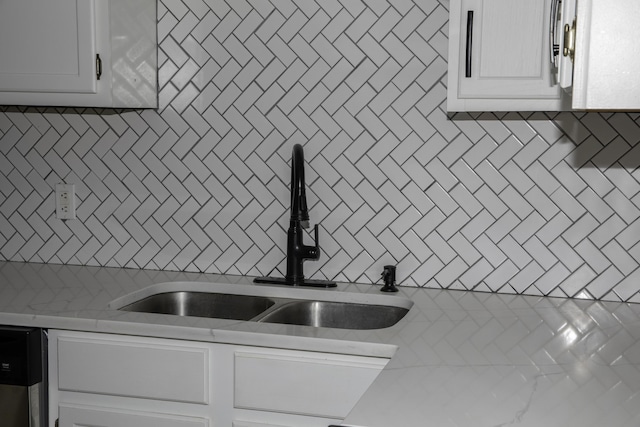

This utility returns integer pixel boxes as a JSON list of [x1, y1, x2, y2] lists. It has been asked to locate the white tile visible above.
[[604, 188, 640, 224], [474, 160, 509, 193], [414, 207, 446, 239], [485, 211, 519, 244], [460, 210, 494, 242], [310, 108, 341, 139], [498, 235, 532, 269], [332, 225, 364, 256], [550, 186, 586, 221], [355, 226, 386, 259], [509, 261, 545, 293], [575, 239, 611, 274], [522, 237, 557, 270], [488, 136, 523, 169], [558, 264, 597, 297], [535, 262, 571, 295], [603, 240, 639, 276], [473, 234, 506, 267], [459, 259, 493, 290], [400, 230, 432, 262], [590, 215, 626, 248], [586, 266, 625, 299], [499, 161, 534, 195], [502, 113, 536, 144], [425, 231, 456, 264], [499, 186, 533, 220], [483, 260, 519, 292], [434, 257, 467, 288], [437, 209, 470, 241], [448, 233, 481, 265]]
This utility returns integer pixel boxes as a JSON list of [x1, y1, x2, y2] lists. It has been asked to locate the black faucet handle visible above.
[[306, 224, 321, 260]]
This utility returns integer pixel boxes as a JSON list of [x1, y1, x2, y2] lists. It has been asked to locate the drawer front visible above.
[[233, 422, 289, 427], [59, 403, 208, 427], [234, 350, 386, 419], [57, 333, 209, 403]]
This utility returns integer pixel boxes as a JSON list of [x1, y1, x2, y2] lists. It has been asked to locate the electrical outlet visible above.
[[55, 183, 76, 220]]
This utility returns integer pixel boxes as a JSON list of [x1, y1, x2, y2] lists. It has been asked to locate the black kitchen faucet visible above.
[[254, 144, 336, 287]]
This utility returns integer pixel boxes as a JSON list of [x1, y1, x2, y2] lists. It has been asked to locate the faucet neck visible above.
[[291, 144, 309, 226]]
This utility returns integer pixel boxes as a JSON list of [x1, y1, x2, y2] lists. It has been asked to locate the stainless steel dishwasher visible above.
[[0, 326, 47, 427]]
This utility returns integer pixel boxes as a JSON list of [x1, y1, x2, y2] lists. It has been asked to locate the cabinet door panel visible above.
[[478, 0, 544, 78], [57, 334, 209, 404], [233, 422, 289, 427], [459, 0, 558, 98], [0, 0, 97, 93], [234, 350, 386, 419], [59, 404, 208, 427], [448, 0, 567, 111]]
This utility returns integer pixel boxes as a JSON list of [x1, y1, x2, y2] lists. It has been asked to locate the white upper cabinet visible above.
[[449, 0, 640, 112], [569, 0, 640, 110], [0, 0, 157, 108], [0, 0, 98, 95], [447, 0, 570, 112]]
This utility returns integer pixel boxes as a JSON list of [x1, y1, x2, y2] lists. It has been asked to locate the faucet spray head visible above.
[[291, 144, 310, 228]]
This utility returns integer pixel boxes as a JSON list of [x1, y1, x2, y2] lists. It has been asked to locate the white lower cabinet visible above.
[[234, 349, 386, 419], [49, 330, 388, 427], [59, 404, 208, 427], [232, 422, 296, 427]]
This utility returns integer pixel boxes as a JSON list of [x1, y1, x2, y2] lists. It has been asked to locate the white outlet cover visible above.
[[55, 183, 76, 220]]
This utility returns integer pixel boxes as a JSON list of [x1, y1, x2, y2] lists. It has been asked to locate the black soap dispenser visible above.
[[380, 265, 398, 292]]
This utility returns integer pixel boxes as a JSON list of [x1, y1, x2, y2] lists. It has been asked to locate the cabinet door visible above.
[[234, 349, 387, 419], [233, 422, 289, 427], [572, 0, 640, 110], [0, 0, 113, 107], [448, 0, 567, 111], [0, 0, 98, 94], [58, 404, 208, 427], [56, 332, 209, 404]]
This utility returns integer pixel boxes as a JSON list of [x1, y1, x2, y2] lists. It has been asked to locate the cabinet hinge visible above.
[[96, 54, 102, 80], [563, 19, 576, 61]]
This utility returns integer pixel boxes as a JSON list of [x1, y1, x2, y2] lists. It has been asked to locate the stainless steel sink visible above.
[[114, 283, 411, 330], [119, 291, 276, 321], [257, 300, 409, 330]]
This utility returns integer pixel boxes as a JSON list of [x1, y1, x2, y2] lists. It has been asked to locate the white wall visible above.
[[1, 0, 640, 302]]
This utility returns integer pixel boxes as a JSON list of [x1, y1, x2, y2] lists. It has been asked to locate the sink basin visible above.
[[113, 282, 412, 330], [257, 300, 409, 330], [119, 291, 276, 321]]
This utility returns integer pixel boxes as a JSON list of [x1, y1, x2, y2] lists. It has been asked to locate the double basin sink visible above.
[[110, 281, 412, 330]]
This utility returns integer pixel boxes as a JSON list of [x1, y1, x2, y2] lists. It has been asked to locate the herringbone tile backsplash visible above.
[[2, 0, 640, 302]]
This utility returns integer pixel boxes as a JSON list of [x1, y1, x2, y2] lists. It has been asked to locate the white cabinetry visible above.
[[59, 404, 208, 427], [447, 0, 569, 111], [49, 330, 388, 427], [0, 0, 157, 108], [49, 331, 211, 427], [0, 0, 99, 95], [571, 0, 640, 110], [234, 348, 386, 423]]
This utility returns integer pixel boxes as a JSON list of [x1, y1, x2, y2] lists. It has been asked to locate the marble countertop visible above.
[[1, 261, 640, 427]]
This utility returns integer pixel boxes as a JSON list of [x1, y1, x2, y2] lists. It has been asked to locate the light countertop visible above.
[[1, 261, 640, 427]]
